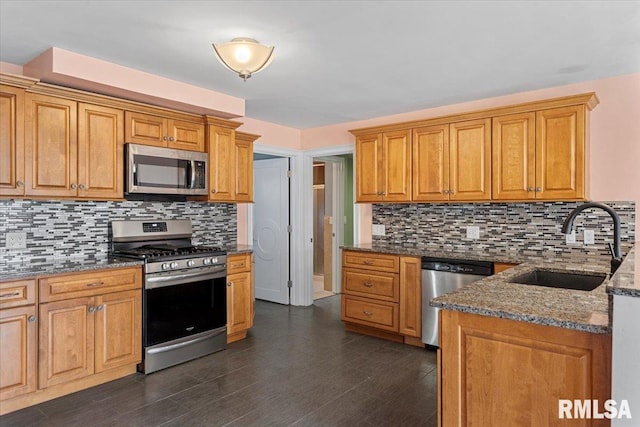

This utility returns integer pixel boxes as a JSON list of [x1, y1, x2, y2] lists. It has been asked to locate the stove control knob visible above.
[[203, 258, 211, 265], [187, 260, 195, 267], [211, 257, 218, 265], [162, 263, 170, 270], [170, 262, 178, 269]]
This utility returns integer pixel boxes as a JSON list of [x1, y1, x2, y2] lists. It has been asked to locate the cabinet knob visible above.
[[71, 183, 78, 189], [211, 189, 217, 194], [28, 315, 36, 322], [169, 136, 175, 142], [16, 180, 24, 188], [79, 184, 86, 190], [163, 136, 169, 142], [88, 306, 96, 313], [527, 187, 534, 192], [227, 281, 233, 287], [536, 187, 542, 192], [97, 305, 104, 311]]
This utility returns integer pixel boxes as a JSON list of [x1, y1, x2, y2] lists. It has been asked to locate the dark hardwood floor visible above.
[[1, 295, 438, 427]]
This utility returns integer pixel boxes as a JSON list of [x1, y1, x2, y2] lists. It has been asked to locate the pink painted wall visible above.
[[0, 61, 23, 75], [239, 117, 301, 150], [23, 48, 245, 119], [301, 73, 640, 243]]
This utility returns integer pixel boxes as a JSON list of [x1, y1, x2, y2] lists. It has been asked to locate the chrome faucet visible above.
[[561, 202, 623, 274]]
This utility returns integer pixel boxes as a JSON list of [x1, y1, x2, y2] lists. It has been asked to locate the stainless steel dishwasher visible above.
[[421, 257, 493, 348]]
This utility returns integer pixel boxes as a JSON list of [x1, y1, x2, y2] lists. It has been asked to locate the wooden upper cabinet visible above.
[[167, 119, 205, 152], [492, 113, 536, 200], [234, 131, 257, 203], [125, 111, 205, 152], [356, 130, 411, 202], [0, 85, 25, 196], [355, 133, 382, 202], [382, 130, 412, 202], [77, 103, 124, 199], [125, 111, 165, 147], [412, 125, 449, 201], [449, 118, 492, 201], [208, 125, 236, 201], [536, 105, 586, 200], [24, 94, 78, 197]]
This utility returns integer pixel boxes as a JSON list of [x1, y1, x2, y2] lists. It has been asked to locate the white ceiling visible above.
[[1, 1, 639, 129]]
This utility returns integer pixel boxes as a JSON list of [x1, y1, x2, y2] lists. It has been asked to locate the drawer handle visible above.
[[363, 311, 373, 317], [0, 291, 21, 299], [362, 260, 374, 265], [232, 262, 244, 268], [363, 282, 373, 288], [86, 282, 105, 287]]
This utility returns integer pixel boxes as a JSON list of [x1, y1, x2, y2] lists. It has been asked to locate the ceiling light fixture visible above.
[[212, 37, 274, 81]]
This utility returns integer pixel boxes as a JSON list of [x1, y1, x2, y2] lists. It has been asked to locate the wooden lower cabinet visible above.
[[0, 267, 142, 416], [0, 305, 37, 400], [439, 310, 611, 427], [341, 250, 421, 346], [226, 253, 254, 343]]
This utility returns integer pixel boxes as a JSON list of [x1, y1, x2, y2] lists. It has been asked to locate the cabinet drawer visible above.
[[342, 251, 399, 273], [39, 267, 142, 302], [0, 279, 36, 309], [227, 253, 251, 274], [343, 269, 398, 302], [341, 295, 398, 332]]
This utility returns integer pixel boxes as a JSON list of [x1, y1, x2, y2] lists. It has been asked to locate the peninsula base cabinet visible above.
[[0, 267, 142, 415], [341, 250, 421, 346], [438, 310, 611, 427], [226, 253, 254, 344]]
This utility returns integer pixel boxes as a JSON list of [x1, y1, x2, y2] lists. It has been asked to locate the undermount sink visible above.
[[508, 270, 607, 291]]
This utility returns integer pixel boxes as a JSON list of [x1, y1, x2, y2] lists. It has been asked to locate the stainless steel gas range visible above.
[[109, 219, 227, 374]]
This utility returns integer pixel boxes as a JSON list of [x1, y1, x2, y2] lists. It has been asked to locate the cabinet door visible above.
[[449, 119, 491, 201], [226, 272, 252, 336], [124, 111, 167, 147], [167, 119, 205, 152], [0, 85, 25, 196], [412, 125, 449, 201], [355, 133, 382, 202], [25, 94, 78, 197], [78, 103, 124, 199], [208, 125, 235, 201], [399, 257, 421, 338], [234, 138, 254, 202], [492, 113, 536, 200], [382, 129, 412, 202], [94, 290, 141, 373], [39, 297, 94, 389], [0, 305, 37, 400], [535, 105, 586, 200]]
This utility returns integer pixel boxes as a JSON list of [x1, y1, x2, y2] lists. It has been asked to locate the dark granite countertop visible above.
[[222, 244, 253, 255], [0, 256, 144, 282], [342, 243, 638, 334], [606, 246, 639, 298]]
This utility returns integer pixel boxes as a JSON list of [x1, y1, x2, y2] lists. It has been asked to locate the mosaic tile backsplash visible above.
[[0, 200, 237, 264], [372, 201, 635, 259]]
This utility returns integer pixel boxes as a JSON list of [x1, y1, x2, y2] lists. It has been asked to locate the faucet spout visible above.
[[561, 202, 623, 273]]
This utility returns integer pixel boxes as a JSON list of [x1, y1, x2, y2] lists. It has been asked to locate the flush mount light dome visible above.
[[212, 37, 274, 81]]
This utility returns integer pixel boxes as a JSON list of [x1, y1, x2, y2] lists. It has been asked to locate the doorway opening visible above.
[[311, 154, 354, 301]]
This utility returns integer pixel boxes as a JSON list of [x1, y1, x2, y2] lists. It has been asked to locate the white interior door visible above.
[[253, 158, 290, 304]]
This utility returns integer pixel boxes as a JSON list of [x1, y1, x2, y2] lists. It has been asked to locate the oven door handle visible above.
[[146, 266, 226, 289], [147, 328, 227, 355]]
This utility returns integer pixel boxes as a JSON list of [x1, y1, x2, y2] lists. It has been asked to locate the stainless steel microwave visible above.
[[125, 143, 208, 195]]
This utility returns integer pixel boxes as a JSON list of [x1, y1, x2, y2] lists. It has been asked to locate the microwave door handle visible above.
[[187, 160, 195, 189]]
